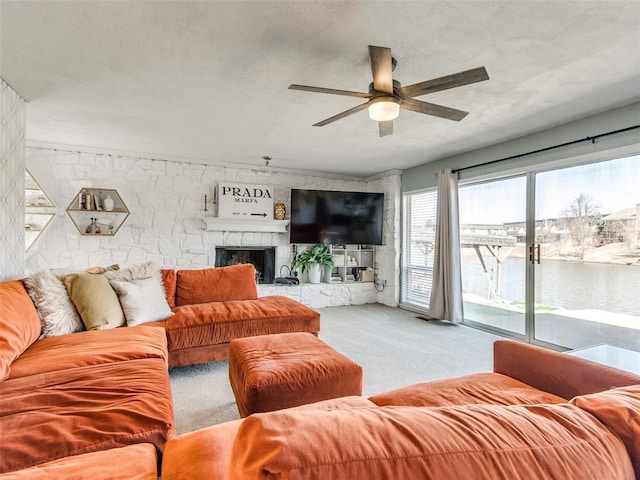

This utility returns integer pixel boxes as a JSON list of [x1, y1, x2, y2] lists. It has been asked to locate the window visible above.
[[401, 190, 437, 311]]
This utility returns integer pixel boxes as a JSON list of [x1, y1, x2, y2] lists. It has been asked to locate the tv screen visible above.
[[290, 189, 384, 245]]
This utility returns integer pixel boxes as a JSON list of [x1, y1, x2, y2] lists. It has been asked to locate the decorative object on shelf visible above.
[[329, 244, 375, 283], [24, 169, 56, 251], [67, 188, 129, 236], [274, 202, 286, 220], [217, 182, 274, 219], [294, 244, 335, 284], [85, 217, 101, 234], [102, 193, 115, 211]]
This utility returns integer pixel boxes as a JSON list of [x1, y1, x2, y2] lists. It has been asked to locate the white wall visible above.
[[0, 80, 26, 281], [25, 148, 401, 306], [403, 101, 640, 192]]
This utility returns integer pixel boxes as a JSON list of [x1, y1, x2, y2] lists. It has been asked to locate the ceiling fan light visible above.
[[368, 97, 400, 122]]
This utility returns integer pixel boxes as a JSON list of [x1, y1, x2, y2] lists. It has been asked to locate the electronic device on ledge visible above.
[[275, 275, 300, 285]]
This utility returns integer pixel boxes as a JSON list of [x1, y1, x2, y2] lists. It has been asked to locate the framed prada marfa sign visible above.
[[217, 182, 274, 219]]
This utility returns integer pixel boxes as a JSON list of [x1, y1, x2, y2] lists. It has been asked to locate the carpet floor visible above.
[[169, 303, 503, 434]]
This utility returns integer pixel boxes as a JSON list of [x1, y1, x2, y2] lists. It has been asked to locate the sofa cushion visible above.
[[369, 372, 567, 407], [175, 264, 257, 306], [0, 358, 175, 474], [8, 324, 168, 379], [161, 396, 375, 480], [226, 403, 634, 480], [62, 272, 125, 330], [0, 443, 158, 480], [161, 269, 177, 308], [110, 277, 174, 326], [0, 281, 41, 381], [571, 385, 640, 479], [23, 268, 84, 338], [166, 295, 320, 351]]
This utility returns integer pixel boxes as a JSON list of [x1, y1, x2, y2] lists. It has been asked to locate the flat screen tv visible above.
[[290, 189, 384, 245]]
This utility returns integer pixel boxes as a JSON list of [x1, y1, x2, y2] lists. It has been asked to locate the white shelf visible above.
[[202, 217, 289, 233]]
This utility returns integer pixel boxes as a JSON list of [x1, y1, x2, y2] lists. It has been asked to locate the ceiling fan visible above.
[[289, 45, 489, 137]]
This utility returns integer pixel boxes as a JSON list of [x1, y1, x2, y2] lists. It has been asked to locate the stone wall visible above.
[[26, 148, 400, 306], [0, 80, 26, 281]]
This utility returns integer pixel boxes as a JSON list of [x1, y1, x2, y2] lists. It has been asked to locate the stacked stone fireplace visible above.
[[215, 246, 276, 284]]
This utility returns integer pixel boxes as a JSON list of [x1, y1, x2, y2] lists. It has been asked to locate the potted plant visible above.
[[295, 244, 335, 284]]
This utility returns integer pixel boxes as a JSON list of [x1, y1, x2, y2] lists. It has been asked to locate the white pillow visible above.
[[109, 277, 174, 327]]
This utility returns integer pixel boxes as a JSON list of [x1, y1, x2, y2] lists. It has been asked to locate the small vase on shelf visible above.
[[85, 217, 101, 235], [103, 193, 115, 212], [274, 202, 286, 220]]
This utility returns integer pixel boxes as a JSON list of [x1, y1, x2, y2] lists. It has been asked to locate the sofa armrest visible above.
[[493, 340, 640, 400]]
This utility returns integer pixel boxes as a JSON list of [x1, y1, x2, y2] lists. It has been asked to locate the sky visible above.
[[458, 154, 640, 224]]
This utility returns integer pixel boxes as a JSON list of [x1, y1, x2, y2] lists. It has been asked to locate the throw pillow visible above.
[[571, 385, 640, 479], [103, 261, 163, 283], [176, 264, 257, 306], [62, 273, 125, 331], [110, 277, 174, 326], [86, 264, 120, 274], [23, 269, 84, 338]]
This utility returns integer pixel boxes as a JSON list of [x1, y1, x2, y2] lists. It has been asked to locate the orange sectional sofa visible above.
[[0, 280, 175, 475], [0, 263, 320, 476], [161, 340, 640, 480], [162, 264, 320, 367]]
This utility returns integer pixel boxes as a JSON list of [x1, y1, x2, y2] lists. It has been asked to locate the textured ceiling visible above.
[[1, 1, 639, 177]]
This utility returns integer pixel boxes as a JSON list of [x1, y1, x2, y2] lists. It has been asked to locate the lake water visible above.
[[462, 256, 640, 317]]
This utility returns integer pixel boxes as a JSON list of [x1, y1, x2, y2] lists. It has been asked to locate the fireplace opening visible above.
[[215, 247, 275, 284]]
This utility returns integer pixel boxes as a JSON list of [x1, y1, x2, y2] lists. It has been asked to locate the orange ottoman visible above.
[[228, 332, 363, 417]]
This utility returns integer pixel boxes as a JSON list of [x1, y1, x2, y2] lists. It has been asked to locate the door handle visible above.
[[529, 244, 542, 264]]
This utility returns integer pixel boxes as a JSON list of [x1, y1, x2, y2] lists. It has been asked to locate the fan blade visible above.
[[313, 102, 370, 127], [379, 121, 393, 137], [401, 98, 469, 121], [289, 84, 369, 98], [399, 66, 489, 98], [368, 45, 393, 94]]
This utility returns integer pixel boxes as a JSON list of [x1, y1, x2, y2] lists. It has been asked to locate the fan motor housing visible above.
[[368, 79, 402, 99]]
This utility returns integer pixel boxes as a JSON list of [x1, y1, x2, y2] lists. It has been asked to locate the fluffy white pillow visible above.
[[109, 277, 174, 326], [24, 269, 84, 338], [103, 261, 163, 284]]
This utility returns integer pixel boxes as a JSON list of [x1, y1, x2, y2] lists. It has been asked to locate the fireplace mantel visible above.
[[201, 217, 289, 233]]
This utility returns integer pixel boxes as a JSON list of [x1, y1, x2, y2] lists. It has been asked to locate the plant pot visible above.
[[322, 265, 333, 283], [308, 264, 321, 284]]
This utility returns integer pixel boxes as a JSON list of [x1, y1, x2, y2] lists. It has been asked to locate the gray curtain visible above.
[[429, 168, 464, 323]]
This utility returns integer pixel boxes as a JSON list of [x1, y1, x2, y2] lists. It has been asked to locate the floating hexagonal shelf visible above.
[[66, 188, 130, 236], [25, 169, 56, 251]]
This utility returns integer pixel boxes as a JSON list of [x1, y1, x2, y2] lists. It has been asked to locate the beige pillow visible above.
[[62, 273, 125, 330], [110, 277, 174, 326]]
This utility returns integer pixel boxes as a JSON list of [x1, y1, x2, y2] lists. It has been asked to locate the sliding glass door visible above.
[[402, 155, 639, 350], [458, 176, 527, 337], [532, 157, 640, 350], [457, 154, 640, 350]]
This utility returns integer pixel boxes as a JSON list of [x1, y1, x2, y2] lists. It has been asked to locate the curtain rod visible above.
[[452, 124, 640, 174]]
